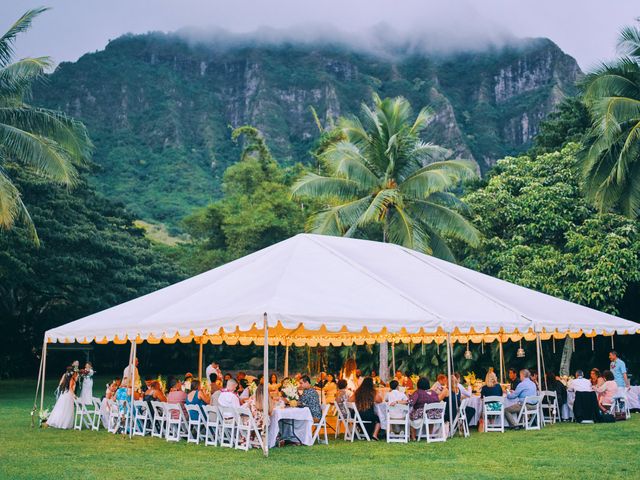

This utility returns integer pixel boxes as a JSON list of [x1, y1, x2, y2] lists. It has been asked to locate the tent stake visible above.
[[263, 313, 269, 457]]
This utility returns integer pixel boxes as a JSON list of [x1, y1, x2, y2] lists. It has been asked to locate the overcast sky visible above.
[[1, 1, 638, 70]]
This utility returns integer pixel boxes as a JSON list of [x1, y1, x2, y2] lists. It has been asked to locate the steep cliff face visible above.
[[34, 34, 580, 227]]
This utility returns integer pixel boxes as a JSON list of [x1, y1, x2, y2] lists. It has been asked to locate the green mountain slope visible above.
[[34, 33, 580, 228]]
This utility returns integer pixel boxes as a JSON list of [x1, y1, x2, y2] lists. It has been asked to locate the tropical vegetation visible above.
[[581, 20, 640, 218], [0, 8, 92, 242], [292, 94, 480, 260]]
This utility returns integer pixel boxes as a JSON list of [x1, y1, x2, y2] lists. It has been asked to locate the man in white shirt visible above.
[[205, 361, 222, 383], [568, 370, 592, 392], [122, 357, 139, 389], [217, 379, 240, 409], [385, 380, 408, 405]]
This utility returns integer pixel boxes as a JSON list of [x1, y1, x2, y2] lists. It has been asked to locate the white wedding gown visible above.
[[47, 389, 75, 429], [80, 370, 94, 404]]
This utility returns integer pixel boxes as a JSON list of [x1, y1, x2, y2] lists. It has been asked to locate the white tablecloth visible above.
[[627, 386, 640, 410], [268, 407, 314, 448]]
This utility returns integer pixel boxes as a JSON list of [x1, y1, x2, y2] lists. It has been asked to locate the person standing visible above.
[[47, 367, 77, 429], [609, 351, 630, 392], [205, 361, 222, 384], [79, 362, 94, 405]]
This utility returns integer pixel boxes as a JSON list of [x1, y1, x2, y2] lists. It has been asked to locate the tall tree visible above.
[[0, 8, 92, 243], [292, 94, 480, 380], [581, 20, 640, 218]]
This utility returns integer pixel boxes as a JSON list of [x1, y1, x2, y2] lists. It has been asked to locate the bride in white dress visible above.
[[80, 362, 94, 405], [47, 367, 77, 429]]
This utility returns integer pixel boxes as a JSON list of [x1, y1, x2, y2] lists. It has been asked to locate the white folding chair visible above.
[[185, 404, 206, 444], [611, 392, 631, 420], [234, 407, 264, 451], [344, 402, 371, 442], [333, 402, 349, 439], [150, 401, 167, 438], [133, 400, 152, 436], [417, 402, 446, 443], [106, 399, 121, 433], [483, 396, 505, 433], [218, 405, 237, 448], [516, 396, 542, 430], [91, 397, 102, 431], [386, 404, 409, 443], [165, 403, 189, 442], [203, 405, 220, 446], [451, 398, 470, 438], [311, 404, 330, 445], [73, 397, 84, 430], [541, 391, 560, 424]]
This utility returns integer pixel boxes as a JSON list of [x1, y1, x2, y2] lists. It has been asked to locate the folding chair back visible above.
[[451, 398, 470, 438], [386, 403, 409, 443], [165, 403, 188, 442], [518, 396, 542, 430], [203, 405, 220, 446], [417, 402, 446, 443], [344, 402, 371, 442], [333, 401, 349, 439], [73, 397, 84, 430], [150, 401, 167, 438], [234, 407, 264, 451], [133, 400, 151, 436], [541, 390, 560, 424], [91, 397, 102, 430], [106, 399, 121, 433], [483, 396, 504, 433], [218, 405, 237, 448], [312, 404, 330, 445], [185, 404, 205, 444]]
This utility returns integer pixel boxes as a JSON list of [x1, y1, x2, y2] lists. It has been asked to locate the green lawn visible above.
[[1, 378, 638, 480]]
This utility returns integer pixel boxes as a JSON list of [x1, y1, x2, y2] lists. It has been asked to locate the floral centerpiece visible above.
[[248, 382, 258, 396], [156, 375, 167, 393], [559, 375, 573, 387], [410, 374, 420, 390], [281, 378, 299, 406]]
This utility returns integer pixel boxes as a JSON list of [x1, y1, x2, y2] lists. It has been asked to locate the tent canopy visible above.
[[45, 234, 639, 346]]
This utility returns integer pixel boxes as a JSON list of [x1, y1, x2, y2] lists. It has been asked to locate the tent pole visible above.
[[40, 339, 48, 412], [391, 342, 396, 374], [263, 313, 269, 457], [198, 340, 203, 381], [535, 332, 542, 393], [128, 340, 136, 438], [446, 332, 453, 438], [284, 341, 289, 378], [33, 339, 45, 425], [540, 336, 548, 392], [498, 337, 504, 384]]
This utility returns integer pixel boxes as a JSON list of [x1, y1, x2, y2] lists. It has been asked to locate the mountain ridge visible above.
[[33, 32, 581, 228]]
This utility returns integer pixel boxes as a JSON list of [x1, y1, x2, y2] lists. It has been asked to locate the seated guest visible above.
[[370, 370, 384, 387], [186, 379, 210, 419], [218, 379, 241, 409], [595, 370, 618, 412], [530, 370, 539, 389], [166, 379, 187, 419], [505, 369, 537, 428], [238, 378, 250, 402], [454, 372, 472, 399], [590, 368, 603, 388], [208, 373, 221, 394], [432, 374, 447, 394], [355, 369, 364, 387], [508, 368, 520, 391], [223, 373, 232, 383], [183, 372, 194, 392], [385, 380, 408, 405], [144, 380, 167, 406], [349, 377, 383, 440], [568, 370, 592, 392], [298, 375, 322, 420], [322, 374, 337, 405], [335, 379, 350, 418], [237, 371, 247, 383], [479, 371, 503, 431], [408, 377, 448, 440], [142, 375, 154, 393], [449, 374, 476, 425], [545, 372, 567, 411], [316, 372, 328, 388]]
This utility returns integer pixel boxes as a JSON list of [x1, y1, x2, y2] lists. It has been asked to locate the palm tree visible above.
[[292, 94, 480, 381], [0, 8, 92, 243], [292, 94, 480, 260], [581, 21, 640, 218]]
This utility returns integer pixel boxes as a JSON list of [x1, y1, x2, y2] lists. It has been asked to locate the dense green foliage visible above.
[[32, 33, 580, 229], [0, 166, 183, 376], [0, 8, 92, 241], [2, 379, 640, 479], [292, 94, 479, 260], [178, 126, 308, 274], [531, 97, 591, 154], [581, 21, 640, 218]]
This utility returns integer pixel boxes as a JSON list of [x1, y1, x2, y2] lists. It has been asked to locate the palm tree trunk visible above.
[[559, 337, 573, 376]]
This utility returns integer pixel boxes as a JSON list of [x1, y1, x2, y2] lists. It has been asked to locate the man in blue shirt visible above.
[[609, 351, 629, 390], [505, 369, 538, 428]]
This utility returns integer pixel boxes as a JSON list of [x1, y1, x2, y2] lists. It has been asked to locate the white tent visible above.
[[45, 233, 638, 344], [38, 233, 639, 453]]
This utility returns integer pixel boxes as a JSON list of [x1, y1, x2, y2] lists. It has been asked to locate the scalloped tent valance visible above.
[[44, 234, 639, 345]]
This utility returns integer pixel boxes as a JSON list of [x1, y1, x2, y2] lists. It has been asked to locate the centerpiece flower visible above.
[[281, 379, 299, 406]]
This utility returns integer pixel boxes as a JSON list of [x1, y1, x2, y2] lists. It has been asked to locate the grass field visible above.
[[1, 378, 639, 480]]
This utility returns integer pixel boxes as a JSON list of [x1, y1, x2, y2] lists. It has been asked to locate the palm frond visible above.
[[357, 189, 400, 226], [291, 173, 364, 201], [0, 57, 51, 103], [421, 224, 455, 261], [319, 141, 380, 189], [0, 165, 38, 244], [0, 8, 49, 67], [411, 199, 481, 247], [618, 24, 640, 59], [386, 205, 431, 252]]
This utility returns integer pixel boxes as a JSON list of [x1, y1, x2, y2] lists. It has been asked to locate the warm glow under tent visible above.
[[37, 233, 639, 454], [44, 233, 639, 345]]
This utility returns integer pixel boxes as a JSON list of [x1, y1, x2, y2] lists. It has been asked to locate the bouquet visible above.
[[410, 374, 420, 389], [248, 382, 258, 396], [39, 408, 50, 427], [281, 379, 299, 405], [463, 371, 477, 387]]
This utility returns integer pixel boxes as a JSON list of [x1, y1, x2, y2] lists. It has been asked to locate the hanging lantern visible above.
[[464, 340, 472, 360], [517, 339, 526, 358]]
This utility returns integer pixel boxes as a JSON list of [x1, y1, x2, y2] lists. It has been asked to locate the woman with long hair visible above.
[[349, 376, 383, 440], [341, 358, 358, 393], [47, 367, 77, 429]]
